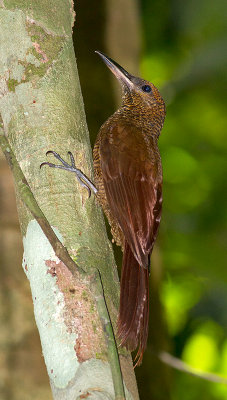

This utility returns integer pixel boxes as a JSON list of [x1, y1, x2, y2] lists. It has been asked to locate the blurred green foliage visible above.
[[76, 0, 226, 396], [141, 0, 227, 398]]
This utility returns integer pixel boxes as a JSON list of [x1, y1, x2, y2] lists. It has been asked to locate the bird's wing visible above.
[[99, 122, 162, 267]]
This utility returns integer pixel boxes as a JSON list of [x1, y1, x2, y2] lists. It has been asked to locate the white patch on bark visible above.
[[51, 358, 133, 399], [22, 219, 79, 388]]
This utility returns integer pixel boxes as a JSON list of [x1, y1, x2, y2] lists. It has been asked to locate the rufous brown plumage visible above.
[[93, 51, 166, 365]]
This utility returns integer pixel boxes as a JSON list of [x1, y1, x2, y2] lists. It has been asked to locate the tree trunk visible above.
[[0, 1, 138, 399]]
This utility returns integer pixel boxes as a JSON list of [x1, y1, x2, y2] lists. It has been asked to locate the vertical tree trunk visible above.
[[105, 0, 141, 103], [0, 1, 138, 399]]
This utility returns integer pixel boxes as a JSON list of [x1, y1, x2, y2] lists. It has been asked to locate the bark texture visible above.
[[0, 1, 138, 399]]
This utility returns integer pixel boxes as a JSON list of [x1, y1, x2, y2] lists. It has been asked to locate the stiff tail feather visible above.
[[118, 241, 149, 366]]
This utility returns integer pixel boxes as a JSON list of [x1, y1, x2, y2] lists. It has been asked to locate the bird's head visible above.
[[95, 50, 165, 114]]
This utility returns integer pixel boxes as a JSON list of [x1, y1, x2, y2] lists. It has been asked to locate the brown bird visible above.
[[41, 51, 166, 365]]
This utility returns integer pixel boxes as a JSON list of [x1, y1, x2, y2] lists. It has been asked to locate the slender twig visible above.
[[90, 269, 126, 400], [158, 351, 227, 385], [0, 129, 125, 399]]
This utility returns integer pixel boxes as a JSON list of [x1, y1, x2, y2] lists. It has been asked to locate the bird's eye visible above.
[[142, 85, 152, 93]]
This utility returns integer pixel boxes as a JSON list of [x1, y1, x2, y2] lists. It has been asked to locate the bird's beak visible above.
[[95, 50, 133, 88]]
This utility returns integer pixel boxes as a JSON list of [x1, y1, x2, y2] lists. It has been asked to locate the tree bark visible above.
[[0, 1, 138, 399]]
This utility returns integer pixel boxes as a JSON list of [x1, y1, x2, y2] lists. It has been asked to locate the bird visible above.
[[41, 51, 166, 365]]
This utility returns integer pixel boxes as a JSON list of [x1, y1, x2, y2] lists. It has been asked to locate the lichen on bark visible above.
[[0, 1, 139, 398]]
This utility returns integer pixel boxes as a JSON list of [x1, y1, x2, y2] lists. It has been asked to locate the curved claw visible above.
[[68, 151, 75, 168], [40, 162, 48, 169], [86, 186, 91, 198], [83, 186, 91, 198], [41, 161, 62, 169]]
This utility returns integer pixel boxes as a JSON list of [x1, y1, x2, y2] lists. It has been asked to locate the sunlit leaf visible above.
[[161, 277, 201, 335], [182, 333, 219, 370]]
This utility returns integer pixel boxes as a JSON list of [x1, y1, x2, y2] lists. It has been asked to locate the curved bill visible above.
[[95, 50, 133, 88]]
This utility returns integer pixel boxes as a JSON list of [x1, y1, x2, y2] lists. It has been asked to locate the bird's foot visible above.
[[40, 151, 97, 197]]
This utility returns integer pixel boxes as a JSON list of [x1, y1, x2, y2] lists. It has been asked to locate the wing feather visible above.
[[99, 123, 162, 267]]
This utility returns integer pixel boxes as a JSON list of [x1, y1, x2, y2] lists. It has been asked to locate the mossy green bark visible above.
[[4, 0, 74, 35], [0, 3, 119, 316]]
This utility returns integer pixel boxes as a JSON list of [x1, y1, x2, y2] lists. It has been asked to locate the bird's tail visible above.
[[118, 241, 149, 366]]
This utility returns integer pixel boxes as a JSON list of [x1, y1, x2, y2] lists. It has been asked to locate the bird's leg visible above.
[[40, 151, 98, 197]]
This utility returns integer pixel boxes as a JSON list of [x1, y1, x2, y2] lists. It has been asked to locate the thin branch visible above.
[[90, 269, 126, 400], [158, 351, 227, 385], [0, 128, 125, 399]]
